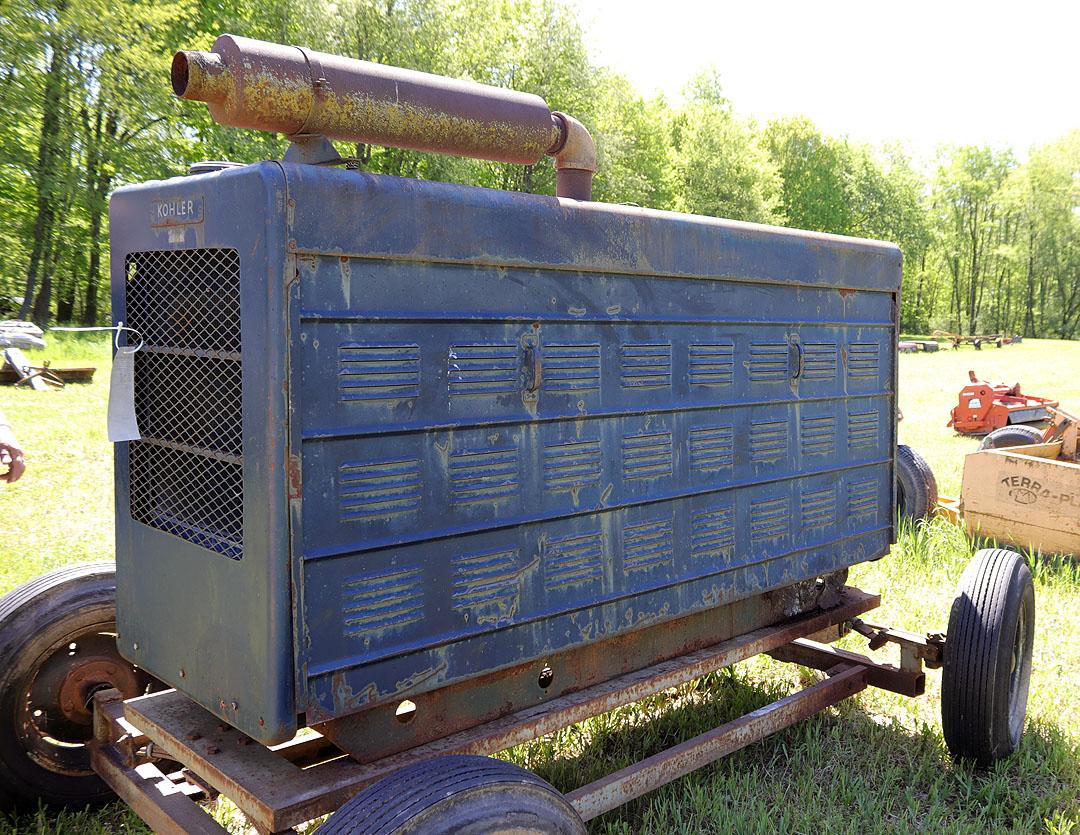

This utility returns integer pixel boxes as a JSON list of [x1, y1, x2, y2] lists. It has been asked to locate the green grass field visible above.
[[1, 335, 1078, 834]]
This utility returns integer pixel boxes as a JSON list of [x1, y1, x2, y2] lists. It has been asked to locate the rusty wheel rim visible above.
[[16, 620, 152, 777]]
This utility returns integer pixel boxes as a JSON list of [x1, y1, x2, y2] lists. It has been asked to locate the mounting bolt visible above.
[[186, 730, 202, 741], [179, 668, 186, 678], [132, 643, 139, 651], [206, 745, 220, 755], [230, 701, 239, 711]]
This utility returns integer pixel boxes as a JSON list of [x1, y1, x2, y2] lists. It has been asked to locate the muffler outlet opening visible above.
[[171, 51, 190, 97]]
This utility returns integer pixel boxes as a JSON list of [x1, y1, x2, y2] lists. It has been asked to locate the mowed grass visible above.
[[0, 335, 1078, 833]]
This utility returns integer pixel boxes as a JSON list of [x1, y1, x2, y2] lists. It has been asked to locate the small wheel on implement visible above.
[[0, 563, 158, 809], [979, 424, 1043, 450], [896, 444, 938, 521], [319, 755, 586, 834], [942, 548, 1035, 766]]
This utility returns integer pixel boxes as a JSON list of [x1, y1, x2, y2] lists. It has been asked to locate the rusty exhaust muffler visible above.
[[173, 34, 597, 200]]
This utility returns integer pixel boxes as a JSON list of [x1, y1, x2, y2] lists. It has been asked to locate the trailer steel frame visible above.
[[89, 588, 941, 833]]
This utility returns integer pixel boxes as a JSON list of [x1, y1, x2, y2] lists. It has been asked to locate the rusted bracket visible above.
[[768, 638, 926, 697], [850, 618, 945, 671], [283, 134, 343, 166], [93, 688, 152, 768]]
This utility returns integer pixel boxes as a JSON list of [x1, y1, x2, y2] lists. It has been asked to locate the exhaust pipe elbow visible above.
[[549, 112, 597, 201]]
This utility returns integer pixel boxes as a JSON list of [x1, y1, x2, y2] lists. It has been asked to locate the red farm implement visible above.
[[948, 370, 1058, 436]]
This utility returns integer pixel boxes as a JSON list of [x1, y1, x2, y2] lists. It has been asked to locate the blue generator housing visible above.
[[110, 161, 900, 746]]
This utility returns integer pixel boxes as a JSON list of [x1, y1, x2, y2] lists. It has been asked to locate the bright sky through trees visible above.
[[574, 0, 1078, 160]]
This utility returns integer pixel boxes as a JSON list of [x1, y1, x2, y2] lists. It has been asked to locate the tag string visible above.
[[51, 323, 144, 352]]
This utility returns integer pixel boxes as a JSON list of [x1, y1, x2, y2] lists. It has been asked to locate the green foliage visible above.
[[668, 73, 781, 224], [0, 0, 1077, 337]]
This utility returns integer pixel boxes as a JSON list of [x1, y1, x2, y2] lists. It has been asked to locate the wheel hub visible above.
[[56, 656, 142, 725], [18, 627, 153, 777]]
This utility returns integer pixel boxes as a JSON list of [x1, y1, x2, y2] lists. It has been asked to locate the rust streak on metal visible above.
[[565, 665, 868, 821]]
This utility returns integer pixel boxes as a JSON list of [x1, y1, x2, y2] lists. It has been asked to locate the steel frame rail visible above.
[[90, 587, 932, 834]]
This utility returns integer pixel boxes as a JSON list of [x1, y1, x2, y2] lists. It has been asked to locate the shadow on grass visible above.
[[506, 666, 1080, 835]]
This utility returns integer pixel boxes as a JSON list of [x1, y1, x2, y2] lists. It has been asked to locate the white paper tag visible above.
[[108, 345, 141, 442]]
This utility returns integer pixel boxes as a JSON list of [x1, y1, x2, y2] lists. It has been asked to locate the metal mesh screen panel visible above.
[[124, 249, 243, 559]]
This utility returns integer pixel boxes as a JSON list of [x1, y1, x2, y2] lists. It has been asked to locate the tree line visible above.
[[3, 0, 1078, 337]]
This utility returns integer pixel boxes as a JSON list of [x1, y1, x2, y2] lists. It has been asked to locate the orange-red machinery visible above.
[[948, 370, 1058, 435]]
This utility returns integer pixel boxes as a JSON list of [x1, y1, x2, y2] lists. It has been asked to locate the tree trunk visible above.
[[81, 108, 117, 325], [31, 224, 60, 325], [57, 260, 77, 322], [20, 13, 68, 319], [82, 204, 104, 324], [1023, 225, 1036, 337]]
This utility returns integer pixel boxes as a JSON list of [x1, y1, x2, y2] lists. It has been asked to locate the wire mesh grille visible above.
[[125, 249, 241, 356], [128, 443, 244, 559], [124, 249, 243, 559]]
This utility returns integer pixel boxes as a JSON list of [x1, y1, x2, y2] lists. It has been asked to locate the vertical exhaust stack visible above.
[[173, 34, 597, 200]]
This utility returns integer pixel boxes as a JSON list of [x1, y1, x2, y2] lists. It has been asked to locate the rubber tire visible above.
[[320, 755, 586, 835], [979, 425, 1043, 450], [896, 444, 938, 521], [942, 548, 1035, 766], [0, 563, 123, 809]]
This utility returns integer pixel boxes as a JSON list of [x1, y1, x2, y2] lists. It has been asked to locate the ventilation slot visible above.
[[542, 344, 601, 393], [623, 518, 674, 573], [688, 342, 734, 387], [749, 342, 789, 381], [847, 342, 881, 378], [620, 343, 671, 389], [622, 432, 673, 480], [340, 344, 420, 401], [125, 248, 243, 559], [802, 343, 838, 380], [448, 344, 517, 397], [800, 416, 836, 457], [543, 439, 602, 492]]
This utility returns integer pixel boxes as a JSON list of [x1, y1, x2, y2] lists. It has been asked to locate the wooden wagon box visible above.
[[960, 446, 1080, 556]]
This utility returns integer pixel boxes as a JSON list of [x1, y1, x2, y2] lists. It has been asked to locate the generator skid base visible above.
[[89, 588, 940, 834]]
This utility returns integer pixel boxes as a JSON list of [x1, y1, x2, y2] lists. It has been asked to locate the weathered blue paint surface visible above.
[[110, 161, 900, 744]]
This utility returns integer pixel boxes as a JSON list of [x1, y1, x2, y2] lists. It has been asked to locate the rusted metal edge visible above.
[[121, 590, 879, 831], [90, 745, 229, 835], [768, 637, 926, 697], [565, 664, 869, 821]]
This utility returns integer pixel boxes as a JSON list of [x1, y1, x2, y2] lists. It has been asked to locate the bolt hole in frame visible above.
[[394, 701, 417, 725]]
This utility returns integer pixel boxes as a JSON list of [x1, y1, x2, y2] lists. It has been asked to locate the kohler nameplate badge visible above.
[[151, 196, 203, 226]]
